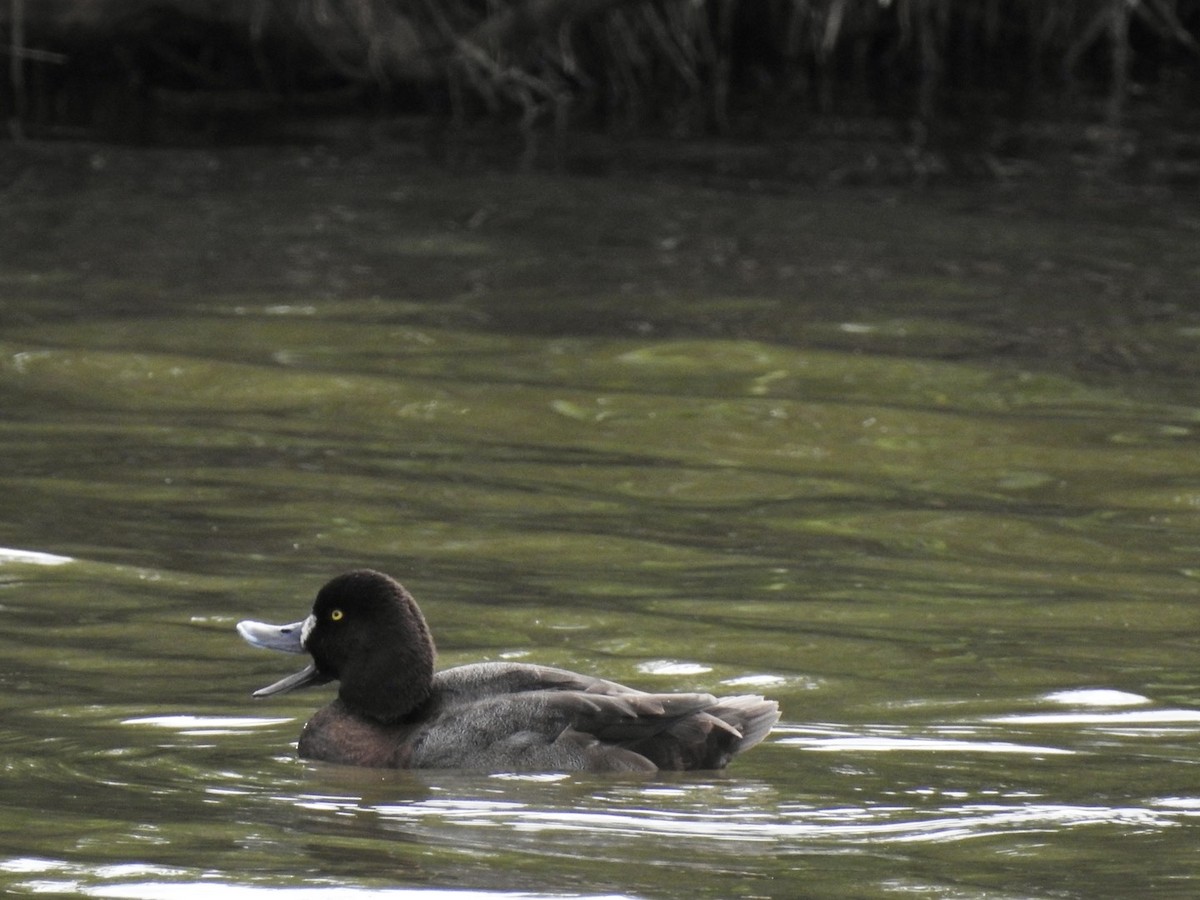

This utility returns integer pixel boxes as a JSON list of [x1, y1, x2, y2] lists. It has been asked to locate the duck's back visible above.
[[298, 661, 779, 772]]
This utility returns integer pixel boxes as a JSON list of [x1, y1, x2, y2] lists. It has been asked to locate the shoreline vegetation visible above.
[[2, 0, 1199, 182]]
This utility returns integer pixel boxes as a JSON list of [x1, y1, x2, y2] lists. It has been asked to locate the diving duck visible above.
[[237, 569, 779, 772]]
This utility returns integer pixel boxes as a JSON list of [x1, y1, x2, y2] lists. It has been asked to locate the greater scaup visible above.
[[237, 569, 780, 772]]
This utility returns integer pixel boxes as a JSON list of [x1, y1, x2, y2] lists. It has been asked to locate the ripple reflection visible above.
[[285, 781, 1187, 848]]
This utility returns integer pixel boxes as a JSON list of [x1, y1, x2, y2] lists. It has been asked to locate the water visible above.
[[1, 146, 1199, 898]]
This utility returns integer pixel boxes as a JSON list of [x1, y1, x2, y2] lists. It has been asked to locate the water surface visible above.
[[1, 147, 1199, 899]]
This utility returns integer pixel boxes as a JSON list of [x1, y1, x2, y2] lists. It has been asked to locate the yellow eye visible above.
[[330, 609, 344, 622]]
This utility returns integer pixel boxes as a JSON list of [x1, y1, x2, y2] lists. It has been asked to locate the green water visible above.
[[1, 146, 1200, 899]]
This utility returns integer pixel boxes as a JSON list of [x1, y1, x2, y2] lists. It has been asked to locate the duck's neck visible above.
[[335, 581, 438, 724], [338, 640, 435, 724]]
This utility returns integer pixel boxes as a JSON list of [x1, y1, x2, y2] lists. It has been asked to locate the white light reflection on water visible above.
[[1042, 689, 1150, 707], [122, 715, 296, 736], [987, 709, 1200, 727], [386, 802, 1165, 843], [773, 723, 1073, 755], [719, 674, 789, 687], [986, 689, 1200, 736], [633, 660, 711, 676], [83, 887, 636, 900], [3, 861, 639, 900], [0, 547, 73, 565], [290, 789, 1183, 846], [1154, 797, 1200, 817]]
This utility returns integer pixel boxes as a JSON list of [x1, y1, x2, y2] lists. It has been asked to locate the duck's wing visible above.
[[433, 661, 644, 699], [427, 662, 779, 771], [544, 689, 779, 770]]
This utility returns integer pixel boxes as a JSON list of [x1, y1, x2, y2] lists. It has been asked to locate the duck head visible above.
[[237, 569, 436, 723]]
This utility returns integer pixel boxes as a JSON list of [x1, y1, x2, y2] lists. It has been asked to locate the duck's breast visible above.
[[297, 701, 421, 767]]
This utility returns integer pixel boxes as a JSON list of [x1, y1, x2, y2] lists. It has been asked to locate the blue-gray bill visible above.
[[236, 618, 331, 697]]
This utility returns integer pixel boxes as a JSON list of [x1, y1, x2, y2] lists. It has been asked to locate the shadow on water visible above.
[[1, 146, 1200, 898]]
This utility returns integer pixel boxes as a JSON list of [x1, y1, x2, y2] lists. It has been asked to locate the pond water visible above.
[[1, 146, 1200, 899]]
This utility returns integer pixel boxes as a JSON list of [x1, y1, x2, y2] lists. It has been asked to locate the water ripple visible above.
[[4, 855, 637, 900], [0, 547, 73, 566], [286, 786, 1186, 847], [773, 723, 1074, 756]]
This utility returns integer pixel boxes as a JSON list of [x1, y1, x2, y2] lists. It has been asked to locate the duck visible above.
[[236, 569, 780, 772]]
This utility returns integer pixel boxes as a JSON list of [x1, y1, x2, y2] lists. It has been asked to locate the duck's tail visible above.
[[712, 694, 780, 755], [595, 690, 781, 770]]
